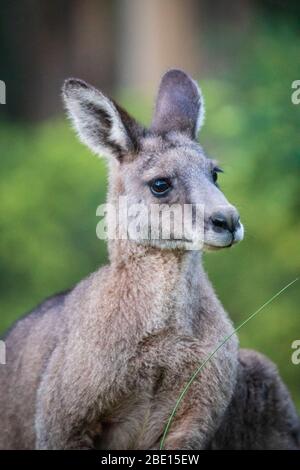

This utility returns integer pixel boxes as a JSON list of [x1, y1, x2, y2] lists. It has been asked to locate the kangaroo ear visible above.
[[63, 79, 143, 160], [151, 69, 205, 139]]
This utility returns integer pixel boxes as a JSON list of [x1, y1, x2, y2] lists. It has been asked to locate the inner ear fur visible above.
[[63, 78, 144, 161]]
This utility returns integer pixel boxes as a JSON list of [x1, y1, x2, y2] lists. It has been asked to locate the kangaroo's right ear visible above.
[[63, 79, 143, 160], [151, 69, 205, 140]]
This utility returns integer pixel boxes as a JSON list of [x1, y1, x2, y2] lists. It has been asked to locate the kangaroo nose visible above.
[[211, 211, 240, 233]]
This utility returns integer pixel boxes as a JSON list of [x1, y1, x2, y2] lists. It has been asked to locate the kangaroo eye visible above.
[[212, 167, 223, 184], [150, 178, 172, 197]]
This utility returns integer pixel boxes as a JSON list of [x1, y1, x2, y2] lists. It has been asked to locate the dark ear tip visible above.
[[162, 68, 189, 79], [62, 78, 89, 97], [160, 68, 193, 86]]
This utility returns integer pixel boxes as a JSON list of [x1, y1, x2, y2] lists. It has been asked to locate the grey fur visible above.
[[0, 70, 298, 450], [151, 69, 205, 138], [209, 349, 300, 449]]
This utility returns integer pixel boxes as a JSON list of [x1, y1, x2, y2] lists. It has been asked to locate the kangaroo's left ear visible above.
[[151, 69, 205, 140], [63, 78, 144, 161]]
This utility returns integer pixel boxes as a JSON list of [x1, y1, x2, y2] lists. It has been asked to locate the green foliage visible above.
[[0, 121, 108, 331], [0, 19, 299, 409]]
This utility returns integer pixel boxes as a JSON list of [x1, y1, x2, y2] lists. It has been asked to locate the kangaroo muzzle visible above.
[[205, 205, 244, 249]]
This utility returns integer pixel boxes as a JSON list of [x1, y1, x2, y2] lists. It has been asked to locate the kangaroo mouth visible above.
[[204, 222, 244, 251], [203, 241, 233, 251]]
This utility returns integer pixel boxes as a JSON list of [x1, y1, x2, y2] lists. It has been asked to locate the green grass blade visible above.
[[159, 277, 298, 450]]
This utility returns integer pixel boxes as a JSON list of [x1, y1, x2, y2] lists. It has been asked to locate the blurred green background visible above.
[[0, 1, 299, 410]]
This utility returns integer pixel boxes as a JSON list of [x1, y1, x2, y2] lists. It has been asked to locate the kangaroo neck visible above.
[[108, 241, 204, 333]]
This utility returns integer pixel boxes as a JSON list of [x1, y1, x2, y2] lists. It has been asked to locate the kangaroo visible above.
[[0, 69, 298, 450], [210, 349, 300, 449]]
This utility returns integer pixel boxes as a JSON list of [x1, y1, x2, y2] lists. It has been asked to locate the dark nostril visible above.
[[211, 212, 240, 233], [211, 215, 230, 232]]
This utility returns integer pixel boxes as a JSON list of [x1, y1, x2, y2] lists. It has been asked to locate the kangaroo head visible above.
[[63, 69, 244, 251]]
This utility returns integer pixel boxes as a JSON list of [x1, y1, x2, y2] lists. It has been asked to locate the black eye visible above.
[[212, 167, 223, 184], [150, 178, 172, 197]]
